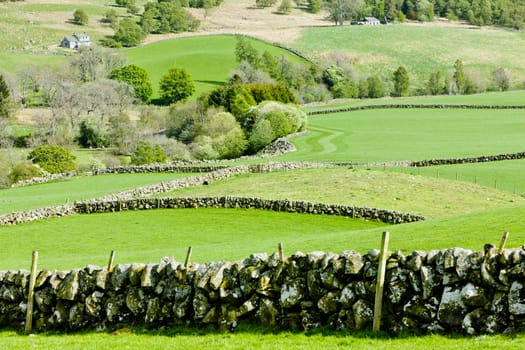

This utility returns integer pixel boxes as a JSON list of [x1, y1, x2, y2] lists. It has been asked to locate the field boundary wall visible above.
[[308, 104, 525, 116], [1, 244, 525, 335]]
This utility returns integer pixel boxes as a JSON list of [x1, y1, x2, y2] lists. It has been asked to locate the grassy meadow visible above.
[[123, 35, 307, 99], [3, 1, 525, 347], [0, 0, 151, 52], [0, 173, 192, 214], [292, 24, 525, 91], [165, 168, 523, 218], [0, 208, 386, 270], [275, 107, 525, 163], [373, 159, 525, 196]]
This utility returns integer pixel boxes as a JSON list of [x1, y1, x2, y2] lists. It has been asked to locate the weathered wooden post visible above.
[[107, 250, 115, 271], [373, 231, 390, 333], [25, 251, 39, 333], [498, 232, 509, 254], [278, 242, 284, 262], [184, 246, 193, 269]]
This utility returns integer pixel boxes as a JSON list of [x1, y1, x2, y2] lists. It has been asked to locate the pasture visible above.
[[123, 35, 307, 99], [2, 1, 525, 347], [0, 208, 385, 270], [275, 107, 525, 163], [291, 24, 525, 91], [0, 173, 192, 214], [166, 168, 523, 218], [0, 0, 151, 52], [375, 159, 525, 196]]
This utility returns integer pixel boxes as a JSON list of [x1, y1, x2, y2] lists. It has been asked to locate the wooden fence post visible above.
[[498, 232, 509, 254], [184, 246, 193, 269], [25, 251, 39, 334], [278, 242, 284, 262], [373, 231, 390, 333], [107, 250, 115, 271]]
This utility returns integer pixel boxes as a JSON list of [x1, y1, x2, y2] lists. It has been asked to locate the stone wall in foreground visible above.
[[2, 245, 525, 335]]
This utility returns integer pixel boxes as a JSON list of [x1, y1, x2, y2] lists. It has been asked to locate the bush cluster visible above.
[[27, 145, 76, 174]]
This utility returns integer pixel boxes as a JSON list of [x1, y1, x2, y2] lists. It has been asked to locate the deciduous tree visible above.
[[327, 0, 363, 25], [114, 18, 145, 47], [110, 64, 153, 103], [73, 9, 89, 25], [0, 73, 10, 119], [492, 67, 510, 91], [453, 59, 465, 94], [393, 66, 409, 97], [159, 67, 196, 104]]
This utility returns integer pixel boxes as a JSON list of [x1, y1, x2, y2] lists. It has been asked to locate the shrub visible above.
[[247, 101, 307, 152], [8, 162, 42, 184], [206, 84, 256, 117], [248, 119, 274, 152], [27, 145, 76, 174], [130, 141, 167, 165], [199, 112, 248, 159]]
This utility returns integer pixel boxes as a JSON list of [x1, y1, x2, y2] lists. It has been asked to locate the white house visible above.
[[358, 17, 381, 25], [60, 33, 91, 49]]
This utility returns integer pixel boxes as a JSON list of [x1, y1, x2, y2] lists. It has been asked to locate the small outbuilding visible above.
[[358, 17, 381, 25], [60, 33, 91, 49]]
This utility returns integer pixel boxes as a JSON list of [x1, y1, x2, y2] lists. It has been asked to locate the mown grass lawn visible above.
[[0, 173, 193, 215], [275, 108, 525, 163]]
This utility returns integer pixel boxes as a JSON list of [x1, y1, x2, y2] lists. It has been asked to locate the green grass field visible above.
[[0, 326, 525, 350], [2, 327, 524, 349], [165, 168, 523, 218], [372, 159, 525, 196], [0, 0, 150, 52], [123, 35, 308, 99], [291, 24, 525, 91], [3, 2, 525, 347], [0, 208, 386, 270], [0, 173, 192, 214], [275, 107, 525, 163]]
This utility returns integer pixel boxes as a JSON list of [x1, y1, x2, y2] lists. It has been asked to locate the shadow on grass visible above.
[[195, 80, 224, 87]]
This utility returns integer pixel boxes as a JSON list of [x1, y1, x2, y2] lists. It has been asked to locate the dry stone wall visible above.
[[73, 197, 424, 224], [0, 163, 334, 226], [308, 104, 525, 116], [2, 245, 525, 335]]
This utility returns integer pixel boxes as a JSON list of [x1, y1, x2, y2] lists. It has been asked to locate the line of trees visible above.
[[319, 0, 525, 29]]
